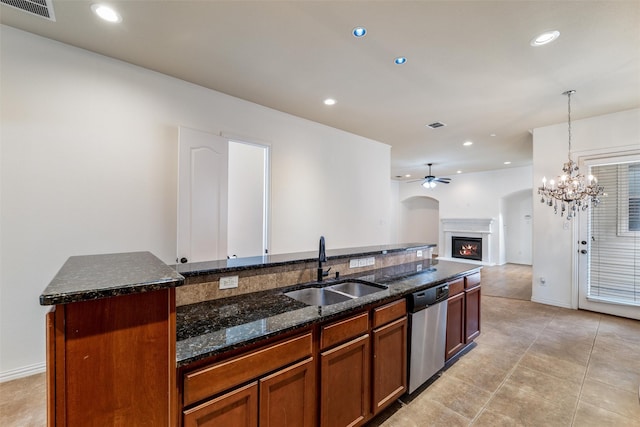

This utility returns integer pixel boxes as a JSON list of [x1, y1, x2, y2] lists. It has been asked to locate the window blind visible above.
[[588, 161, 640, 306]]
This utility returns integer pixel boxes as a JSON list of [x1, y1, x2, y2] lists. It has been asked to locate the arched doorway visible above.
[[398, 196, 439, 253]]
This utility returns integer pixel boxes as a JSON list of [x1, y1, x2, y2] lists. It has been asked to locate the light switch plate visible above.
[[219, 276, 239, 289], [349, 259, 359, 268], [358, 258, 367, 267]]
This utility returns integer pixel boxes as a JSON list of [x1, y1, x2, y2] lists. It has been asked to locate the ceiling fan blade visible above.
[[434, 177, 451, 183], [405, 179, 423, 183]]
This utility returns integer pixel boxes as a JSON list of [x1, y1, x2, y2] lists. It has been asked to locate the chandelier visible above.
[[537, 90, 605, 220]]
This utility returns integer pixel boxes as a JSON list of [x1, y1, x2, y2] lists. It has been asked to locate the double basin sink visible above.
[[284, 280, 387, 306]]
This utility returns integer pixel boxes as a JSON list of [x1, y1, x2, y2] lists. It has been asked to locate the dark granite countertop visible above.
[[173, 242, 436, 277], [40, 252, 184, 305], [176, 258, 480, 367]]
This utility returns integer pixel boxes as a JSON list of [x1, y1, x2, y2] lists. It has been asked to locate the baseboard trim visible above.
[[0, 362, 46, 383], [530, 296, 573, 309]]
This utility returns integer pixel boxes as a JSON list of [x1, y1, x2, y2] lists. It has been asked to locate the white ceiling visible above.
[[2, 0, 639, 180]]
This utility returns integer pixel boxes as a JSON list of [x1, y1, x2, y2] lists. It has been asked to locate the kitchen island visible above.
[[41, 244, 480, 426]]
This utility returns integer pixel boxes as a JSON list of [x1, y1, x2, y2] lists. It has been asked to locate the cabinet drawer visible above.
[[465, 272, 481, 289], [183, 382, 258, 427], [448, 278, 464, 296], [372, 299, 406, 328], [184, 332, 312, 406], [321, 312, 369, 350]]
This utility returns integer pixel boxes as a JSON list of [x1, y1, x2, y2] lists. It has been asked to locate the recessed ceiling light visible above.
[[530, 30, 560, 46], [504, 161, 511, 165], [323, 98, 336, 106], [457, 170, 462, 174], [394, 57, 407, 65], [490, 133, 496, 137], [91, 4, 122, 23], [352, 27, 367, 38], [405, 174, 411, 178], [463, 141, 473, 146]]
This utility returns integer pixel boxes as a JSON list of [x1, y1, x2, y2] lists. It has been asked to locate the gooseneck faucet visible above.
[[317, 236, 331, 282]]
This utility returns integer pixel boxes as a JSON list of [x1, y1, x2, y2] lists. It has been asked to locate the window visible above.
[[629, 163, 640, 231], [588, 161, 640, 306]]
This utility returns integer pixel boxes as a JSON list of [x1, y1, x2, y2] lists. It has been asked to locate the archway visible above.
[[398, 196, 439, 254]]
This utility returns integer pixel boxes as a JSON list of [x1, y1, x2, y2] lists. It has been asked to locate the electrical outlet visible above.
[[417, 250, 423, 257], [219, 276, 239, 289], [539, 277, 546, 286], [416, 264, 423, 272], [349, 259, 359, 268]]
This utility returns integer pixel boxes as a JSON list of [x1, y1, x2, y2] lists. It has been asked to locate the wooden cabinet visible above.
[[445, 273, 481, 361], [445, 290, 465, 360], [47, 289, 177, 426], [183, 382, 258, 427], [260, 358, 316, 427], [372, 316, 407, 415], [465, 284, 481, 342], [319, 299, 408, 426], [183, 332, 315, 427], [320, 334, 370, 427], [319, 311, 370, 427]]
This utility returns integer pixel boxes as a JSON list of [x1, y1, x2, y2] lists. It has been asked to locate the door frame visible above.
[[224, 133, 271, 256], [573, 146, 640, 318]]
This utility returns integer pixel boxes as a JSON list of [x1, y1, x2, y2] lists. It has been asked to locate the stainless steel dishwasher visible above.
[[406, 282, 450, 394]]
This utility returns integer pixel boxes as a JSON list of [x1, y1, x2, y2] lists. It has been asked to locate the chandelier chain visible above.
[[537, 90, 605, 220]]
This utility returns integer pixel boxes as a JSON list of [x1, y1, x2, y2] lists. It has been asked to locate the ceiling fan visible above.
[[408, 163, 451, 188]]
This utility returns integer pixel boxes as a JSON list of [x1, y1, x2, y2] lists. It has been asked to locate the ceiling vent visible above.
[[1, 0, 56, 21], [426, 122, 446, 129]]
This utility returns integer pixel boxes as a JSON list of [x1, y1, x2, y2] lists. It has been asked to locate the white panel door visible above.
[[177, 127, 228, 263], [577, 152, 640, 319]]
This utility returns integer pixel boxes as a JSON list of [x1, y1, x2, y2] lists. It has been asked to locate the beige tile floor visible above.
[[1, 264, 638, 426], [480, 263, 532, 301]]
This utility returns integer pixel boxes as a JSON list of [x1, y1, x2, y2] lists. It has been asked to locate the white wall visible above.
[[0, 26, 391, 379], [532, 108, 640, 309], [396, 196, 439, 248], [395, 166, 533, 265], [504, 189, 533, 265]]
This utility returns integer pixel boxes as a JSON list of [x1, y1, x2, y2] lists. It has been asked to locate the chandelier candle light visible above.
[[537, 90, 605, 220]]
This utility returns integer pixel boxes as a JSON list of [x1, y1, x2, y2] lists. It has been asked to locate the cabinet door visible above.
[[320, 334, 370, 427], [445, 292, 465, 361], [260, 357, 316, 427], [372, 317, 407, 415], [183, 382, 258, 427], [465, 285, 481, 342]]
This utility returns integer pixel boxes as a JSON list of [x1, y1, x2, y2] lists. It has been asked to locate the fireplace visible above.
[[451, 236, 482, 261]]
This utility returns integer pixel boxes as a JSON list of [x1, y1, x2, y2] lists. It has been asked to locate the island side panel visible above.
[[59, 289, 175, 426]]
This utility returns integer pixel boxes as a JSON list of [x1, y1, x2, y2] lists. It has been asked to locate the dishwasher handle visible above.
[[408, 283, 450, 312]]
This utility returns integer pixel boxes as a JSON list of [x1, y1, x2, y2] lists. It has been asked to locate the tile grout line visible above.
[[468, 310, 552, 426], [569, 313, 601, 427]]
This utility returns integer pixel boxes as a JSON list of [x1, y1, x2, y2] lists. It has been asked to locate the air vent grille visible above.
[[426, 122, 446, 129], [1, 0, 56, 21]]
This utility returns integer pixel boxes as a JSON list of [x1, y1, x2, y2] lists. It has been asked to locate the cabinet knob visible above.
[[580, 250, 587, 255], [180, 257, 188, 264]]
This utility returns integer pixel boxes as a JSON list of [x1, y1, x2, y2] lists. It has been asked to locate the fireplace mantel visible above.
[[440, 218, 495, 265], [441, 218, 494, 234]]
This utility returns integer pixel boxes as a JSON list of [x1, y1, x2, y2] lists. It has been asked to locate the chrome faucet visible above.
[[317, 236, 331, 282]]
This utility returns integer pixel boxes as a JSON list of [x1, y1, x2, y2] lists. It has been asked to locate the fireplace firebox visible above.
[[451, 236, 482, 261]]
